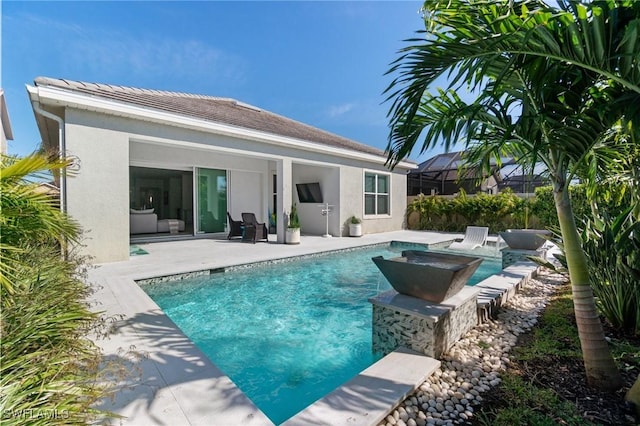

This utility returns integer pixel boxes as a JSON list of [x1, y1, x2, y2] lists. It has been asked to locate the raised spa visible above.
[[499, 229, 551, 250], [372, 250, 483, 303]]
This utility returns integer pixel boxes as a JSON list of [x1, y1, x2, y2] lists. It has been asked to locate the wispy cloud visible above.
[[18, 13, 246, 86], [16, 13, 87, 36], [325, 99, 387, 126], [69, 36, 245, 81], [327, 102, 355, 118]]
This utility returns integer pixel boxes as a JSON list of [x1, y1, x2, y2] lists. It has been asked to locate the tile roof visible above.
[[34, 77, 391, 158]]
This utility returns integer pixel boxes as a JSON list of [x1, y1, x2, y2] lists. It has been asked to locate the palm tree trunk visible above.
[[554, 187, 623, 390]]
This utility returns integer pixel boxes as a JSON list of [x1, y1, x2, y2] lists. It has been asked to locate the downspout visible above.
[[30, 101, 66, 214]]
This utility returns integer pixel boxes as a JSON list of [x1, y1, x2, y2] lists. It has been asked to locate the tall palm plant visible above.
[[385, 0, 639, 390], [0, 154, 79, 297], [1, 154, 115, 423]]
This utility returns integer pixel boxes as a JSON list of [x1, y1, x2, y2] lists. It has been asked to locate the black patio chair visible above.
[[227, 212, 244, 240], [241, 212, 268, 243]]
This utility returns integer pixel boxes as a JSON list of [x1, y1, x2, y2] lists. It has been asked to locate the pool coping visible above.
[[90, 231, 540, 425], [281, 347, 441, 426]]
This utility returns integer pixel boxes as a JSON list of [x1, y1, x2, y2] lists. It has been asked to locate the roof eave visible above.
[[28, 84, 416, 170]]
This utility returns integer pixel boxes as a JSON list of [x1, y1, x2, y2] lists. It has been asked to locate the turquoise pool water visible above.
[[142, 242, 501, 424]]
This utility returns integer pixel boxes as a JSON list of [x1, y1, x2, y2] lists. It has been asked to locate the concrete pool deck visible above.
[[90, 230, 510, 425]]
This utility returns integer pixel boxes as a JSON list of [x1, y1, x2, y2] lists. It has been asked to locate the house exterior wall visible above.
[[291, 164, 339, 236], [290, 162, 407, 237], [58, 107, 411, 263], [228, 170, 265, 221], [338, 165, 407, 236], [65, 109, 130, 263]]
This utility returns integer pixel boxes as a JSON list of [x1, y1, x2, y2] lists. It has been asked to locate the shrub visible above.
[[0, 155, 114, 424], [451, 189, 528, 232], [1, 245, 108, 425], [535, 180, 639, 335], [529, 186, 557, 228], [407, 193, 455, 230], [531, 184, 631, 229], [581, 208, 640, 336], [407, 189, 529, 233]]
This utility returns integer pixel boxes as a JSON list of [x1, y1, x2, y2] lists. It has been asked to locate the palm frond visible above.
[[384, 0, 640, 168], [1, 154, 79, 299]]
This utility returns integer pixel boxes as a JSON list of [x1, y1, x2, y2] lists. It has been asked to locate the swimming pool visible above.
[[142, 242, 501, 424]]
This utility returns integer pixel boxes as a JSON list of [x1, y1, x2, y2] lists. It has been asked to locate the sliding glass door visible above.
[[196, 168, 227, 234]]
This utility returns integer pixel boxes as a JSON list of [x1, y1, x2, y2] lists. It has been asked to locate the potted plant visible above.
[[286, 204, 301, 244], [348, 215, 362, 237]]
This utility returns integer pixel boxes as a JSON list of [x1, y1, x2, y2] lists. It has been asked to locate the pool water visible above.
[[142, 243, 501, 424]]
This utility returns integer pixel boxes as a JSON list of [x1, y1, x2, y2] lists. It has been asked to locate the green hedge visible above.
[[407, 183, 638, 335], [530, 184, 630, 228], [407, 189, 533, 233], [408, 184, 631, 233]]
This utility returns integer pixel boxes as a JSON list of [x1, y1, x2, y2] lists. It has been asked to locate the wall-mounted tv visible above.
[[296, 182, 323, 203]]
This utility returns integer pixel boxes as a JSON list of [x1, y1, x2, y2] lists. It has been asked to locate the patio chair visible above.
[[241, 212, 268, 243], [448, 226, 488, 250], [227, 212, 244, 240]]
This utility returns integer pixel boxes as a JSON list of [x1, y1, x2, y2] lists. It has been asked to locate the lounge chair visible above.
[[241, 212, 268, 243], [448, 226, 488, 250], [227, 212, 244, 240]]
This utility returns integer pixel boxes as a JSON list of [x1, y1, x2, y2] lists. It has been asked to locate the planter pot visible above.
[[499, 229, 551, 250], [286, 227, 301, 244], [349, 223, 362, 237]]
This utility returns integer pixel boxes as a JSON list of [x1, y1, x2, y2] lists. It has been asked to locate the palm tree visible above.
[[385, 0, 639, 390], [0, 154, 79, 297]]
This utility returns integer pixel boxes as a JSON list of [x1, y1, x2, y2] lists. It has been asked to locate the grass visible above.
[[474, 283, 640, 426], [511, 285, 581, 361], [477, 374, 591, 426]]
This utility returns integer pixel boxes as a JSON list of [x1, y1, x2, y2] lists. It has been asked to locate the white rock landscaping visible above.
[[377, 270, 562, 426]]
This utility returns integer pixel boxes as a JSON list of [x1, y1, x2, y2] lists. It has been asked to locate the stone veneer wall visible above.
[[371, 287, 479, 359], [501, 247, 547, 269]]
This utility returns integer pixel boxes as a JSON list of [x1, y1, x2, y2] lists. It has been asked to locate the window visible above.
[[364, 172, 390, 216]]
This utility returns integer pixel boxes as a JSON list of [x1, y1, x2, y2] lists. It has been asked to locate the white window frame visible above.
[[363, 170, 391, 218]]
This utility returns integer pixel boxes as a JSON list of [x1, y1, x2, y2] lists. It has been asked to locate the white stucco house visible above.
[[27, 77, 416, 263]]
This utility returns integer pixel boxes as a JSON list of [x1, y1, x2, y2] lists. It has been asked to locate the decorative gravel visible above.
[[377, 270, 562, 426]]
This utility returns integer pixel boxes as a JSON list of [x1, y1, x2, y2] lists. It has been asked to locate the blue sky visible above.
[[3, 1, 443, 162]]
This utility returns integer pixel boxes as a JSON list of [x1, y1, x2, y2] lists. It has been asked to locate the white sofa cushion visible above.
[[130, 213, 157, 234]]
